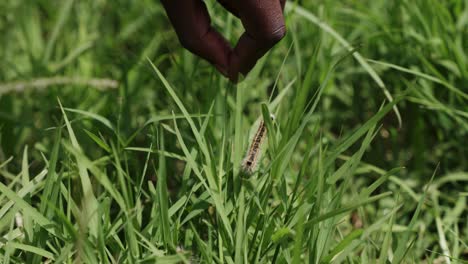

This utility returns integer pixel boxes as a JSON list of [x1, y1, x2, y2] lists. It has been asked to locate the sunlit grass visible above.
[[0, 0, 467, 263]]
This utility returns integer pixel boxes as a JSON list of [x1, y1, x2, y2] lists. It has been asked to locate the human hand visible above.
[[161, 0, 286, 83]]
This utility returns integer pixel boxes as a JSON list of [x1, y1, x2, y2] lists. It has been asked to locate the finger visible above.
[[280, 0, 286, 11], [229, 0, 286, 82], [161, 0, 232, 76], [217, 0, 240, 17], [217, 0, 284, 19]]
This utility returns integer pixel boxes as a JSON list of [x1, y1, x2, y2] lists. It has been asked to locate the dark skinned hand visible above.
[[161, 0, 286, 83]]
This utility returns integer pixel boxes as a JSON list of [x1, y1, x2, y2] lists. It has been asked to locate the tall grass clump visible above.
[[0, 0, 466, 263]]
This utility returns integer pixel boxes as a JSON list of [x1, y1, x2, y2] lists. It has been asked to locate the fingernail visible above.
[[228, 70, 239, 83]]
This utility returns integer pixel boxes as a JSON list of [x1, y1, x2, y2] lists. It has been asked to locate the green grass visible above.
[[1, 0, 467, 263]]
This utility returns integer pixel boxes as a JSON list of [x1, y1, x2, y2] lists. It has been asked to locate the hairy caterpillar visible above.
[[241, 114, 275, 175]]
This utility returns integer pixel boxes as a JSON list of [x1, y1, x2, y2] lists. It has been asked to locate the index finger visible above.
[[161, 0, 232, 76]]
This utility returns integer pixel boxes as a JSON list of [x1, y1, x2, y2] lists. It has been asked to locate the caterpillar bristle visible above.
[[241, 114, 275, 175]]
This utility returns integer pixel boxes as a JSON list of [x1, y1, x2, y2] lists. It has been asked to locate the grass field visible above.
[[1, 0, 467, 263]]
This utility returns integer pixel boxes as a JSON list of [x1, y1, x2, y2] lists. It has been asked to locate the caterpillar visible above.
[[241, 114, 275, 175]]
